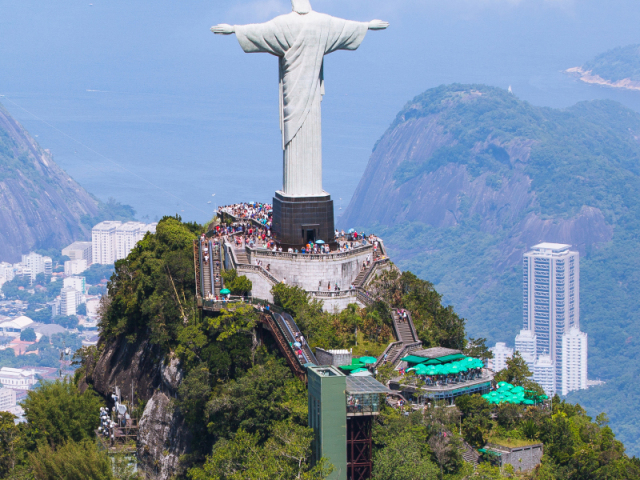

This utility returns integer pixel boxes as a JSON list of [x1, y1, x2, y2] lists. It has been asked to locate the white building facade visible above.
[[0, 262, 14, 286], [489, 342, 514, 373], [523, 243, 579, 393], [62, 241, 93, 264], [64, 259, 88, 276], [60, 288, 80, 316], [561, 328, 588, 395], [533, 355, 556, 396], [0, 387, 16, 411], [92, 221, 157, 265], [0, 367, 37, 391], [17, 253, 52, 282]]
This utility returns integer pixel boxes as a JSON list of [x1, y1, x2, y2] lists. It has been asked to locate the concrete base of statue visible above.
[[271, 191, 336, 249]]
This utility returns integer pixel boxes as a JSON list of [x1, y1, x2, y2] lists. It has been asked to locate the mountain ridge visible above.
[[341, 84, 640, 455], [0, 102, 134, 262]]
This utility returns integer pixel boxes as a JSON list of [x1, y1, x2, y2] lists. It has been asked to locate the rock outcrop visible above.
[[0, 103, 100, 262], [137, 391, 191, 480], [83, 335, 189, 480]]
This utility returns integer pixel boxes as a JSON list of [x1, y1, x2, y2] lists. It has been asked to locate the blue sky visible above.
[[1, 0, 639, 221]]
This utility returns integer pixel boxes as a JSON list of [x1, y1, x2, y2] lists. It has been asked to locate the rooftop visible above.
[[410, 347, 462, 359], [530, 242, 572, 253], [345, 376, 390, 395]]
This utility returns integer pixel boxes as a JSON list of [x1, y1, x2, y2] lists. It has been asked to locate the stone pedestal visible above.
[[272, 191, 335, 248]]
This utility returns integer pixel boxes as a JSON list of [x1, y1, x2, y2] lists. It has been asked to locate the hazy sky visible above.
[[1, 0, 640, 221]]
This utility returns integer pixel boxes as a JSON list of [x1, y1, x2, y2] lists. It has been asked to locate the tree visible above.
[[372, 431, 439, 480], [464, 338, 493, 362], [189, 422, 331, 480], [0, 412, 24, 476], [77, 303, 87, 316], [494, 352, 543, 394], [206, 359, 307, 441], [29, 439, 114, 480], [22, 379, 103, 446], [20, 328, 36, 342], [177, 365, 212, 427]]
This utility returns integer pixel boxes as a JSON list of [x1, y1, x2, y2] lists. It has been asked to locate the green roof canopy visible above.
[[339, 364, 366, 371], [400, 355, 429, 364]]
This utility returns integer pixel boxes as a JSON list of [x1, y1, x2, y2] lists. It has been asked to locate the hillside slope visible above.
[[342, 84, 640, 454], [567, 44, 640, 91], [0, 103, 130, 262]]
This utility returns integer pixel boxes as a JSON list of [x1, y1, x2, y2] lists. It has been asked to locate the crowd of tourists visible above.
[[219, 202, 272, 226]]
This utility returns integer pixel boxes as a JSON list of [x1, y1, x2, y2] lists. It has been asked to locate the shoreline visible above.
[[565, 66, 640, 92]]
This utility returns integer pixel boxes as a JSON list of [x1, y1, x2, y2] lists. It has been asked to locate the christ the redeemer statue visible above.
[[212, 0, 388, 197]]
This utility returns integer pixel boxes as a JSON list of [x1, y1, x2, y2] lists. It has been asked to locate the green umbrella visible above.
[[414, 364, 429, 375], [351, 368, 369, 374], [220, 288, 231, 295], [523, 399, 535, 405], [497, 381, 513, 390], [359, 356, 377, 364]]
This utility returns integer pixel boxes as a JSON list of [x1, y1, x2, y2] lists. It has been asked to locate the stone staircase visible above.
[[392, 310, 417, 343], [234, 249, 249, 265], [374, 309, 422, 370]]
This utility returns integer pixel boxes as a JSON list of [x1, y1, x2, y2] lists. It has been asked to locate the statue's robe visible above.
[[235, 12, 368, 196]]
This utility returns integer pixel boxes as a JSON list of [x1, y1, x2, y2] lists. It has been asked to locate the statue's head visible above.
[[291, 0, 312, 14]]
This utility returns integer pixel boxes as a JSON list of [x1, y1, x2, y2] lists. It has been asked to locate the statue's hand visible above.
[[368, 20, 389, 30], [211, 24, 235, 35]]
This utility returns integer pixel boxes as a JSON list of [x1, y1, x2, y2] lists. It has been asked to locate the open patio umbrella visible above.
[[413, 364, 429, 375], [348, 228, 356, 233], [351, 368, 371, 375], [497, 381, 513, 390], [316, 240, 325, 244], [220, 289, 231, 295], [351, 369, 372, 376], [359, 356, 377, 364]]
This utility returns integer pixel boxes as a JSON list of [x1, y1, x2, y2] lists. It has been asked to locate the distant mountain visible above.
[[342, 84, 640, 454], [0, 103, 134, 262], [567, 44, 640, 91]]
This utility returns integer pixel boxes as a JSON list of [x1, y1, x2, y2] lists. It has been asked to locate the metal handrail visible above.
[[374, 341, 403, 369]]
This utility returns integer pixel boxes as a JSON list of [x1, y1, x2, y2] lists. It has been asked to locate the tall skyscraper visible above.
[[489, 342, 513, 372], [523, 243, 579, 392], [561, 328, 588, 395]]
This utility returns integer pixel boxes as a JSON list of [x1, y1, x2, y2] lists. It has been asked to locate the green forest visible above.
[[2, 216, 636, 479], [582, 44, 640, 83], [348, 84, 640, 456]]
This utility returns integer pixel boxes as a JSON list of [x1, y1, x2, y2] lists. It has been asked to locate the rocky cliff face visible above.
[[81, 336, 189, 480], [342, 100, 614, 266], [0, 103, 100, 262]]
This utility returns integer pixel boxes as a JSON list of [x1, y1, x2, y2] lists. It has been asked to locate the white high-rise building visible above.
[[62, 241, 93, 264], [92, 221, 121, 265], [0, 262, 15, 285], [524, 243, 579, 393], [534, 355, 555, 396], [19, 252, 52, 282], [489, 342, 513, 372], [64, 259, 88, 276], [60, 288, 79, 316], [92, 221, 158, 265], [561, 328, 588, 395]]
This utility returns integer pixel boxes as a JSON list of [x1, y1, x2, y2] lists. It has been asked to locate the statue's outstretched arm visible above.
[[211, 24, 235, 35], [368, 20, 389, 30]]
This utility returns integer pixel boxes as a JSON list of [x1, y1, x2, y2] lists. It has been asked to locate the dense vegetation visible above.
[[582, 44, 640, 83], [2, 216, 632, 478], [348, 84, 640, 454]]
